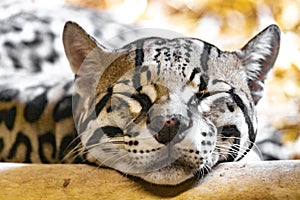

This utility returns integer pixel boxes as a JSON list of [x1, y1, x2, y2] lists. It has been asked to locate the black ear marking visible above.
[[236, 24, 280, 104]]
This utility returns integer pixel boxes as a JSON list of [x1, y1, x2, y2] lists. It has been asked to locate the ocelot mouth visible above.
[[145, 157, 188, 171], [131, 152, 219, 185], [133, 160, 195, 185]]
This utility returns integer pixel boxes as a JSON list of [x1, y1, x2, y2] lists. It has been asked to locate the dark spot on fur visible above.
[[102, 126, 124, 138], [227, 103, 235, 112], [95, 87, 113, 116], [135, 39, 144, 67], [133, 73, 142, 91], [199, 74, 209, 91], [189, 68, 200, 81], [58, 133, 79, 163], [0, 106, 17, 130], [31, 55, 42, 72], [8, 54, 23, 69], [200, 43, 211, 71], [3, 41, 16, 48], [53, 96, 73, 122], [0, 89, 19, 102], [0, 138, 4, 153], [106, 106, 112, 113], [12, 25, 22, 32], [46, 50, 59, 63], [24, 91, 48, 122], [38, 132, 57, 163], [8, 132, 32, 163]]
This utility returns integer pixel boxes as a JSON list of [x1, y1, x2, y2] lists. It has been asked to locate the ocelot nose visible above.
[[147, 114, 189, 145]]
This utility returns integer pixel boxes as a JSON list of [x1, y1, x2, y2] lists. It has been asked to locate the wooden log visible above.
[[0, 160, 299, 199]]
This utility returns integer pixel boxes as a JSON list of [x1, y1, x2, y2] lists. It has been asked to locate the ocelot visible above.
[[0, 0, 281, 185]]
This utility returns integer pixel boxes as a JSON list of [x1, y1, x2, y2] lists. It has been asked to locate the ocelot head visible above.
[[63, 22, 280, 185]]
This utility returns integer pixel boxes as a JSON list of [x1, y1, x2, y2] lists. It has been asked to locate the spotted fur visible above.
[[0, 1, 280, 185]]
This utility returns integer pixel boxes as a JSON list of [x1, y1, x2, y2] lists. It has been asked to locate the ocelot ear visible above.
[[63, 21, 109, 74], [63, 21, 114, 96], [235, 24, 280, 104]]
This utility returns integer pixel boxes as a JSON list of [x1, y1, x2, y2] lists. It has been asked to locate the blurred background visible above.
[[33, 0, 300, 159]]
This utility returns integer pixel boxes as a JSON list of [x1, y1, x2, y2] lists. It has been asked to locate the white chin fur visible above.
[[133, 165, 194, 185]]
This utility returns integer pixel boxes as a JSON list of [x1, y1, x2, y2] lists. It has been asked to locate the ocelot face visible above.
[[63, 22, 280, 185]]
